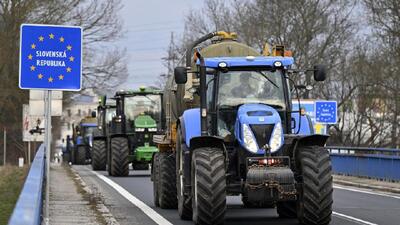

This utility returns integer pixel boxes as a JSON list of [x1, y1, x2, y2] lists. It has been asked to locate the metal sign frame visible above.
[[19, 23, 82, 91]]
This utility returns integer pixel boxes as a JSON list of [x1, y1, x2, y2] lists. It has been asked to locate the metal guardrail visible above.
[[8, 144, 45, 225], [326, 146, 400, 181]]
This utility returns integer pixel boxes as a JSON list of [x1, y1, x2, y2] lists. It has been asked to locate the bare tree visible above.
[[364, 0, 400, 148], [0, 0, 127, 163]]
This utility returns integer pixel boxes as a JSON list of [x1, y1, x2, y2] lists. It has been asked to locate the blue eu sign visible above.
[[19, 24, 82, 91], [315, 100, 337, 124]]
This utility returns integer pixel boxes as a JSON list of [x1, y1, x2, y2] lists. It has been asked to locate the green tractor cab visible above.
[[107, 87, 163, 176]]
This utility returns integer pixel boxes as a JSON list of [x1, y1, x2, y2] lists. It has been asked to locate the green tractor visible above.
[[92, 96, 116, 170], [107, 87, 163, 176]]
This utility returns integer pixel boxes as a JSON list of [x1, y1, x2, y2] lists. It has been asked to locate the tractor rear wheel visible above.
[[153, 153, 160, 207], [158, 152, 177, 209], [192, 148, 226, 225], [75, 146, 86, 165], [297, 146, 333, 225], [110, 137, 129, 177], [92, 140, 107, 170], [176, 129, 192, 220], [277, 201, 297, 218]]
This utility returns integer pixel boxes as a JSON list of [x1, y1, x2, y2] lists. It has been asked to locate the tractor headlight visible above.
[[242, 124, 258, 153], [148, 127, 157, 132], [135, 128, 145, 132], [270, 123, 283, 153]]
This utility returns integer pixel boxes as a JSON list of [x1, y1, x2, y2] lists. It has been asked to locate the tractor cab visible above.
[[108, 87, 163, 173]]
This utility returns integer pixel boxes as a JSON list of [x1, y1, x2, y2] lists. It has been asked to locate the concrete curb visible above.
[[69, 166, 120, 225], [333, 178, 400, 195]]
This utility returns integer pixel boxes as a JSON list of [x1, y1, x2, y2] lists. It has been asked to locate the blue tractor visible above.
[[71, 116, 97, 165], [170, 32, 332, 225]]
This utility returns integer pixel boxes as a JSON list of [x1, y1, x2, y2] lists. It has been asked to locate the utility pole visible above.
[[3, 128, 6, 165]]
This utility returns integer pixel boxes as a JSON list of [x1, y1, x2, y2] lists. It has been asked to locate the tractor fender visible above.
[[292, 134, 329, 168], [180, 108, 201, 148]]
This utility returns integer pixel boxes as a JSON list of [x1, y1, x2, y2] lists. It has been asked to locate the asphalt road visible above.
[[73, 165, 400, 225]]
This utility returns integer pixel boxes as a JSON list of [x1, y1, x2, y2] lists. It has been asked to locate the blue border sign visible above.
[[19, 24, 82, 91], [315, 100, 337, 124]]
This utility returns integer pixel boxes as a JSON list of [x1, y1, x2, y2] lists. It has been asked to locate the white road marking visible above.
[[333, 211, 378, 225], [334, 185, 400, 200], [91, 170, 173, 225]]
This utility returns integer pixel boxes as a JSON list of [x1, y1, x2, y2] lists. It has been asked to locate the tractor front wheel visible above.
[[153, 153, 160, 207], [158, 152, 177, 209], [176, 128, 192, 220], [75, 146, 86, 165], [110, 137, 129, 177], [92, 140, 107, 170], [297, 146, 333, 225], [192, 148, 226, 225]]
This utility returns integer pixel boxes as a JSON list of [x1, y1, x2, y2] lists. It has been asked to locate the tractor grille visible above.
[[250, 124, 274, 149]]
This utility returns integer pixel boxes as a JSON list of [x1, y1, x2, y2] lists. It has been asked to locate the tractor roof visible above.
[[198, 56, 294, 68], [80, 117, 97, 127], [115, 87, 162, 96]]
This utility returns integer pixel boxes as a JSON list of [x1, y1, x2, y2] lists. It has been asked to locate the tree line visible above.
[[0, 0, 127, 164]]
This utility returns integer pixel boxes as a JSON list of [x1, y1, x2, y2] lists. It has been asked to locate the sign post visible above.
[[19, 24, 82, 224]]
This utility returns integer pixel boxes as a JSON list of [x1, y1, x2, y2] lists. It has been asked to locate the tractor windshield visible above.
[[105, 108, 116, 123], [82, 126, 96, 137], [217, 70, 286, 109], [124, 94, 162, 123]]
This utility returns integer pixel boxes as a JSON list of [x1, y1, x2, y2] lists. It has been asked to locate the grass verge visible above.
[[0, 166, 28, 224]]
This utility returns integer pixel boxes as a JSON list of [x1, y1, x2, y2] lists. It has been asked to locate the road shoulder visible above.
[[333, 174, 400, 194]]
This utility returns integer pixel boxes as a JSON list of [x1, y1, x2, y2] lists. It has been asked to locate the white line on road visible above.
[[91, 170, 173, 225], [333, 211, 378, 225], [334, 185, 400, 200]]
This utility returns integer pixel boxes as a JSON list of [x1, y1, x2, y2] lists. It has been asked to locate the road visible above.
[[73, 165, 400, 225]]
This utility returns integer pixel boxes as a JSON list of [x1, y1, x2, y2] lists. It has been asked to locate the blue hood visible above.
[[235, 103, 283, 154]]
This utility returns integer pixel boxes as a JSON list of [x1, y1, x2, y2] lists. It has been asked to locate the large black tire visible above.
[[277, 201, 297, 218], [107, 139, 112, 175], [92, 140, 107, 170], [297, 146, 333, 225], [192, 148, 226, 225], [110, 137, 130, 177], [176, 129, 192, 220], [153, 153, 160, 207], [75, 146, 86, 165], [158, 152, 177, 209]]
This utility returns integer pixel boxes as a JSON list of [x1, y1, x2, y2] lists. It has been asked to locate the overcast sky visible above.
[[116, 0, 203, 90]]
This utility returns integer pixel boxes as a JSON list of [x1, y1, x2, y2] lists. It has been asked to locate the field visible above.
[[0, 166, 28, 224]]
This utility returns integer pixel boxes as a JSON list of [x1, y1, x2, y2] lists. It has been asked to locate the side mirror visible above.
[[91, 111, 96, 118], [174, 67, 187, 84], [314, 65, 327, 81]]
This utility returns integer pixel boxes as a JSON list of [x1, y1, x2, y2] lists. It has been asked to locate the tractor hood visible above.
[[235, 103, 283, 154], [134, 114, 157, 128]]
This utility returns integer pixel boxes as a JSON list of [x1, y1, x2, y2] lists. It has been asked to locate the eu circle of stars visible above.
[[315, 101, 337, 124], [28, 33, 75, 83]]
